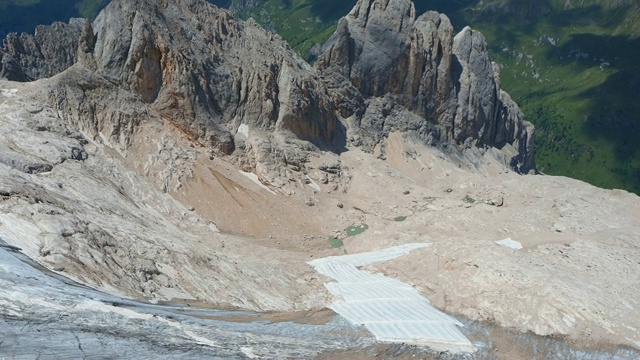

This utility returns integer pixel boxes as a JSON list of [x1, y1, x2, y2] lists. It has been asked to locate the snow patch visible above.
[[0, 213, 45, 260], [77, 299, 154, 321], [237, 124, 249, 137], [208, 222, 220, 233], [78, 299, 220, 348], [494, 238, 523, 250], [239, 170, 276, 195], [98, 132, 115, 148], [0, 88, 18, 97], [241, 346, 259, 358], [309, 243, 475, 353], [306, 176, 321, 192]]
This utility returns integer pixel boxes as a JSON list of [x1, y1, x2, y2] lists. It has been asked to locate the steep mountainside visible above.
[[1, 0, 535, 185], [4, 0, 636, 193], [0, 0, 639, 357], [211, 0, 640, 194], [315, 0, 534, 171], [207, 0, 437, 59], [452, 0, 640, 194], [1, 0, 348, 193], [0, 0, 534, 290]]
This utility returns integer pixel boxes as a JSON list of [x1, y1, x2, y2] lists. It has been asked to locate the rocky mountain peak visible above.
[[86, 0, 340, 154], [0, 0, 347, 190], [0, 18, 89, 81], [317, 0, 535, 173], [1, 0, 534, 185], [320, 0, 420, 97]]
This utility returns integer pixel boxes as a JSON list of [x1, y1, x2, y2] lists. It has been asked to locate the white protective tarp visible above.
[[308, 243, 475, 353]]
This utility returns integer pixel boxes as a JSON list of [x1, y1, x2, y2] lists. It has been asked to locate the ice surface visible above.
[[0, 245, 374, 358], [309, 243, 476, 353]]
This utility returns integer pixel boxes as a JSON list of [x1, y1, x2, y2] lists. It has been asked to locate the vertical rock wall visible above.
[[316, 0, 535, 173], [0, 0, 534, 174]]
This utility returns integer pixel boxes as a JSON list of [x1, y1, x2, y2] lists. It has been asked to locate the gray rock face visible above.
[[0, 19, 88, 81], [0, 81, 330, 311], [2, 0, 341, 184], [0, 0, 534, 179], [316, 0, 535, 173], [85, 0, 339, 156]]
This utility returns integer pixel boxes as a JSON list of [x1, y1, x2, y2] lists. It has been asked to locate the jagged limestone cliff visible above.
[[1, 0, 533, 179], [0, 19, 87, 81], [316, 0, 534, 172], [2, 0, 342, 191]]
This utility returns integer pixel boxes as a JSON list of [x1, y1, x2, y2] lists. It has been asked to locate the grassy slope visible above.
[[209, 0, 350, 60]]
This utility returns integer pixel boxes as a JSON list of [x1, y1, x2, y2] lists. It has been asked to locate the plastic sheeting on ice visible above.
[[309, 243, 475, 353]]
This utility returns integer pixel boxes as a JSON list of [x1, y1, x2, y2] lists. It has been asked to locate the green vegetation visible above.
[[206, 0, 470, 60], [209, 0, 346, 60], [75, 0, 106, 18], [446, 0, 640, 194], [327, 222, 369, 248], [393, 216, 407, 222]]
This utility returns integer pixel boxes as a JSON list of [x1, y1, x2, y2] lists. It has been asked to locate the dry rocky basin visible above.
[[0, 0, 639, 358]]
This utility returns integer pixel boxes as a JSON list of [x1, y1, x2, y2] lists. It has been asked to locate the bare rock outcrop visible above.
[[0, 82, 328, 311], [0, 19, 88, 82], [316, 0, 535, 173], [85, 0, 340, 154], [1, 0, 343, 188], [0, 0, 534, 181]]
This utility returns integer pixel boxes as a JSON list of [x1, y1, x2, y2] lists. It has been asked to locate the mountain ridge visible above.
[[0, 0, 535, 304], [1, 0, 535, 183], [2, 1, 637, 192], [315, 1, 534, 172], [212, 0, 640, 194]]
